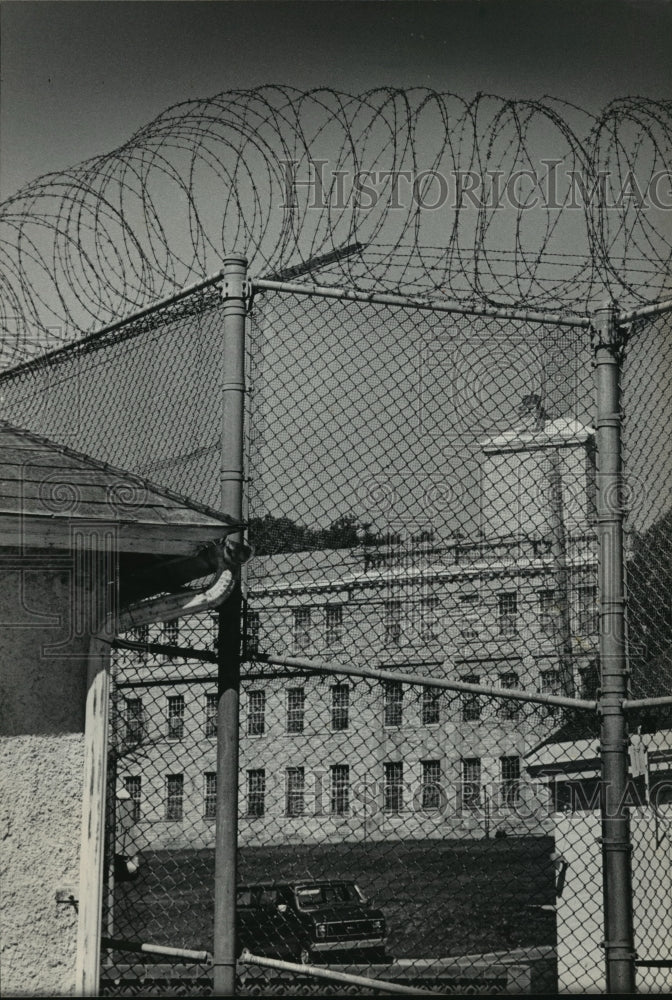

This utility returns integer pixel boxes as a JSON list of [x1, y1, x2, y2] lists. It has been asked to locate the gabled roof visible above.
[[0, 421, 240, 556]]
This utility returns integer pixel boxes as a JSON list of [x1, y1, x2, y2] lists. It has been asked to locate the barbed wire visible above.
[[1, 87, 670, 361]]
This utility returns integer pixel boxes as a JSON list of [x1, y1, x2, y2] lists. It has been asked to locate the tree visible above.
[[248, 513, 367, 556]]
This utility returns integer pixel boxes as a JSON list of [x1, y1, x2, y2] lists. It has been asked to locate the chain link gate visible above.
[[241, 279, 600, 995], [0, 262, 670, 994]]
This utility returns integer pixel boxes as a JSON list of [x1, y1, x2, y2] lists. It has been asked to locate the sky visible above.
[[2, 0, 672, 200]]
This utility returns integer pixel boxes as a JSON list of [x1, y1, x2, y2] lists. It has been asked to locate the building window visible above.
[[247, 690, 266, 736], [462, 758, 481, 810], [538, 589, 556, 636], [124, 776, 141, 822], [575, 585, 598, 635], [540, 669, 561, 696], [331, 684, 349, 731], [384, 599, 402, 645], [540, 669, 561, 714], [412, 528, 435, 544], [326, 605, 344, 648], [293, 608, 312, 652], [421, 760, 442, 810], [124, 698, 144, 744], [163, 620, 179, 654], [421, 687, 441, 725], [247, 769, 266, 817], [498, 593, 518, 636], [135, 624, 150, 663], [384, 762, 404, 813], [420, 596, 440, 641], [205, 693, 218, 738], [330, 764, 350, 815], [165, 775, 184, 821], [461, 675, 481, 722], [286, 687, 305, 734], [204, 772, 217, 819], [580, 660, 599, 699], [384, 680, 403, 727], [500, 756, 521, 807], [246, 610, 260, 657], [167, 695, 185, 740], [497, 672, 520, 721], [286, 767, 305, 816], [459, 594, 480, 639]]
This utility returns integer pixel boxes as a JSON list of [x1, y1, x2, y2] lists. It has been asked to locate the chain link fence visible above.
[[0, 272, 670, 994], [102, 612, 218, 994], [0, 283, 226, 507], [620, 306, 672, 993], [240, 286, 599, 993]]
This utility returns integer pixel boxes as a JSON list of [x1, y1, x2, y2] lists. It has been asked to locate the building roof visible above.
[[481, 417, 594, 453], [0, 420, 239, 556], [526, 729, 672, 776], [246, 533, 597, 596]]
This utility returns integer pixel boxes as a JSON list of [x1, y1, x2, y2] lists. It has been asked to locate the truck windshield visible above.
[[295, 883, 363, 908]]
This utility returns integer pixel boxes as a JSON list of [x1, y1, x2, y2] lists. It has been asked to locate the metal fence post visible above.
[[214, 256, 248, 996], [592, 301, 635, 994]]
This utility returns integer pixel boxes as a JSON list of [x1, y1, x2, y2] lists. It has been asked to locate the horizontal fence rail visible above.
[[252, 278, 592, 328], [254, 652, 599, 711]]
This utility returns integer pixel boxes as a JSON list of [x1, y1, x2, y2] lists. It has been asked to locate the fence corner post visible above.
[[214, 255, 248, 996], [592, 299, 636, 994]]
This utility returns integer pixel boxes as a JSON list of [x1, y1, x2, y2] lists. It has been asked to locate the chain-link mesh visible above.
[[102, 614, 218, 993], [241, 287, 605, 993], [620, 307, 672, 992], [622, 310, 672, 706], [0, 288, 230, 994], [0, 286, 226, 507], [2, 274, 670, 994]]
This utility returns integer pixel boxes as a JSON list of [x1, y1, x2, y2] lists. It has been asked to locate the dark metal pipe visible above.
[[112, 637, 218, 663], [213, 257, 247, 996], [593, 301, 635, 994], [120, 543, 231, 605]]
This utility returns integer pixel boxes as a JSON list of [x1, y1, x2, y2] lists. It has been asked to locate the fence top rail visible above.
[[252, 277, 593, 328], [0, 267, 228, 384], [617, 296, 672, 326]]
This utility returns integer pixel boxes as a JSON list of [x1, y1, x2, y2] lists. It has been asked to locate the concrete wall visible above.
[[0, 560, 97, 997], [554, 807, 672, 994]]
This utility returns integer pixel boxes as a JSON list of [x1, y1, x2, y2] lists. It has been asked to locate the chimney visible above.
[[516, 393, 548, 432]]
